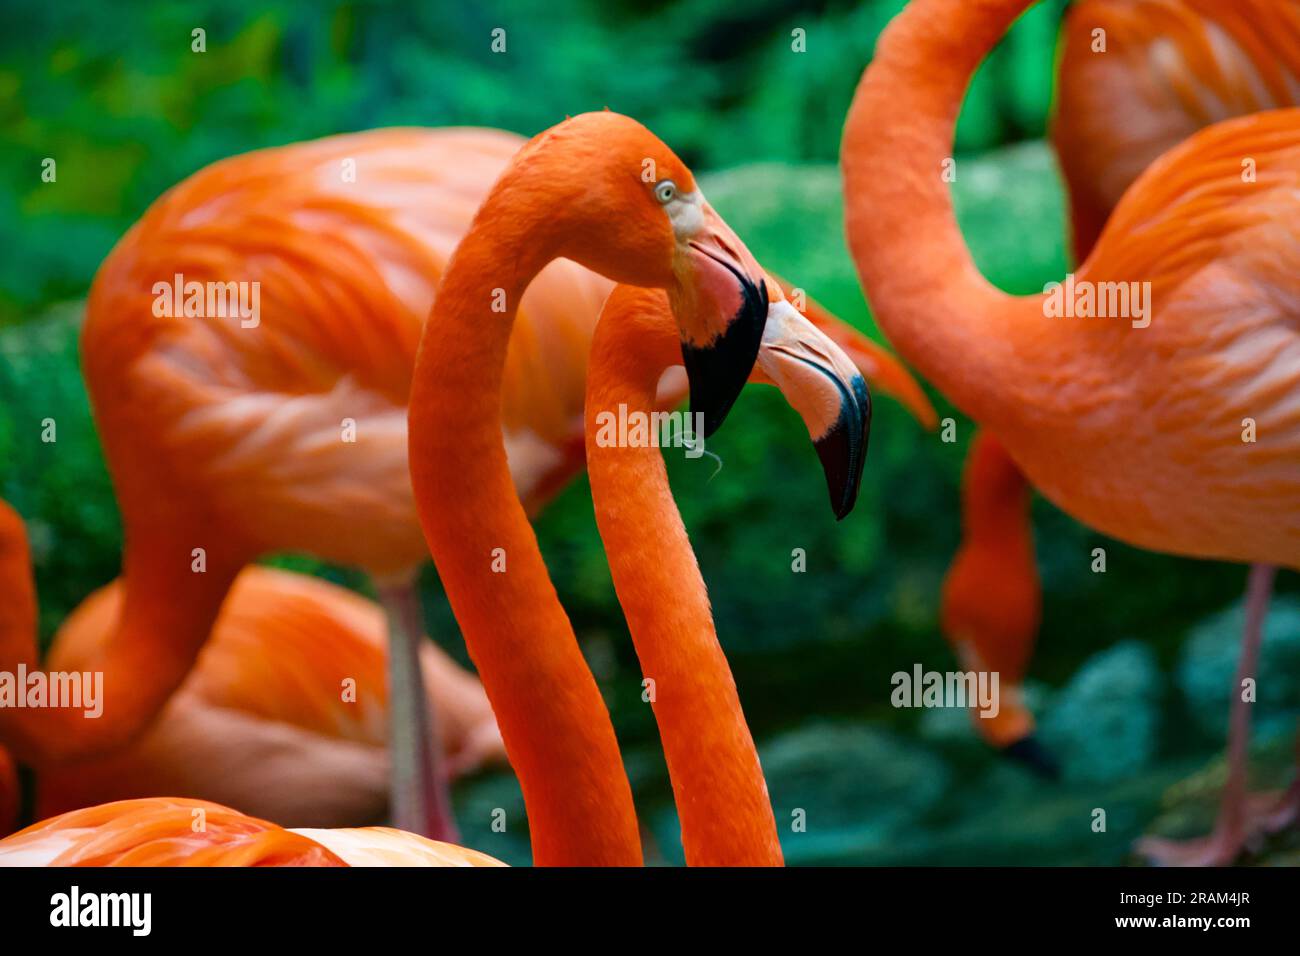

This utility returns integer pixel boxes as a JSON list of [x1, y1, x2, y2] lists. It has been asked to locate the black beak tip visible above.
[[1001, 734, 1061, 781], [813, 374, 871, 520], [681, 273, 768, 438]]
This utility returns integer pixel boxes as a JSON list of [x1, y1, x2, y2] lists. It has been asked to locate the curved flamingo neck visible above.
[[584, 287, 783, 866], [0, 507, 239, 764], [408, 169, 641, 866], [842, 0, 1044, 431]]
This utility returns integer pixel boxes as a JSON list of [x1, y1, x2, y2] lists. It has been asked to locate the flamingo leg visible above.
[[376, 576, 459, 843], [1138, 564, 1276, 866]]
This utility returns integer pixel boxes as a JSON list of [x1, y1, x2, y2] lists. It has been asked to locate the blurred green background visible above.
[[1, 0, 1297, 865]]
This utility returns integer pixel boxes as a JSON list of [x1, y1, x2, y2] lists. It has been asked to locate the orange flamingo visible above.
[[0, 498, 505, 834], [0, 129, 612, 840], [939, 431, 1047, 773], [0, 798, 503, 867], [585, 281, 875, 864], [1055, 0, 1300, 262], [944, 0, 1300, 774], [943, 0, 1300, 838], [844, 0, 1300, 864]]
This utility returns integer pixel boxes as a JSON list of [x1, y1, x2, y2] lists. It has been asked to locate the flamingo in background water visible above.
[[846, 0, 1300, 865], [0, 798, 503, 867], [2, 126, 931, 843], [941, 0, 1300, 854], [0, 498, 505, 835]]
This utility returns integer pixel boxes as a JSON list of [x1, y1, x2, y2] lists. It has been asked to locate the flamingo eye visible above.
[[654, 180, 677, 204]]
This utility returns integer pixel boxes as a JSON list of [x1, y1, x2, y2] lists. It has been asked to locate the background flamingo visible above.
[[845, 0, 1300, 865], [942, 0, 1300, 850], [0, 496, 506, 835], [944, 0, 1300, 771], [939, 431, 1045, 772]]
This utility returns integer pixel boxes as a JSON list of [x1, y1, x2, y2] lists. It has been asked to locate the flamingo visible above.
[[941, 0, 1300, 846], [1054, 0, 1300, 262], [404, 109, 913, 864], [0, 497, 506, 834], [2, 126, 932, 843], [844, 0, 1300, 865], [0, 797, 503, 867], [939, 431, 1047, 774]]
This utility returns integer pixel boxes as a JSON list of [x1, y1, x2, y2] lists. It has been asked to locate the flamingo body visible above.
[[845, 2, 1300, 573], [1055, 0, 1300, 258], [85, 127, 613, 580]]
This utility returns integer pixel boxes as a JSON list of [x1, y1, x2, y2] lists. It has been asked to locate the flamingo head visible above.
[[539, 113, 769, 437]]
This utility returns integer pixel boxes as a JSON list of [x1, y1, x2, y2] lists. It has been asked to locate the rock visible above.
[[1177, 597, 1300, 741], [760, 722, 950, 865], [1040, 640, 1163, 783]]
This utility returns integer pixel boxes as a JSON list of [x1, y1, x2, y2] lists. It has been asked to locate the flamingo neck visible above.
[[407, 179, 641, 866], [842, 0, 1042, 432], [0, 510, 239, 765], [961, 435, 1033, 546], [584, 288, 783, 866]]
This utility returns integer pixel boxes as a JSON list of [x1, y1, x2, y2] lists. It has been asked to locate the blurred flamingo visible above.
[[940, 432, 1047, 774], [845, 0, 1300, 864], [0, 747, 16, 838], [0, 499, 506, 835], [945, 1, 1300, 771], [0, 798, 503, 867]]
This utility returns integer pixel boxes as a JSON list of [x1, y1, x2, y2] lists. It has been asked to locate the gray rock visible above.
[[1040, 641, 1163, 783], [1177, 597, 1300, 741]]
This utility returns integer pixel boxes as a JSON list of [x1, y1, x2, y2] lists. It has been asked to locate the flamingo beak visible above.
[[755, 300, 871, 519], [673, 205, 769, 438]]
